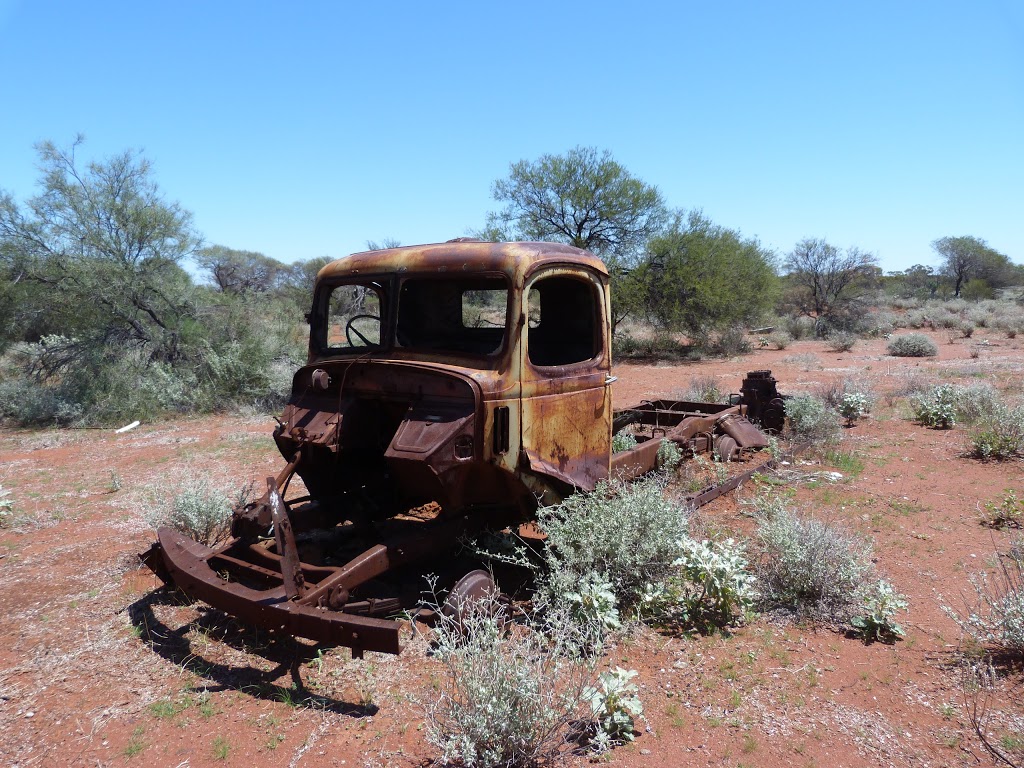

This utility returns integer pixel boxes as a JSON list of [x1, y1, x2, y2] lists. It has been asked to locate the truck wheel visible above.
[[441, 570, 498, 626], [714, 435, 738, 463]]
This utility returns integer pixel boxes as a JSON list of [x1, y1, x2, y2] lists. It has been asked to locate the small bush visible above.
[[537, 475, 689, 611], [0, 485, 12, 527], [851, 580, 908, 643], [147, 475, 249, 546], [423, 595, 598, 767], [838, 392, 869, 426], [946, 556, 1024, 655], [825, 332, 857, 352], [706, 326, 752, 357], [681, 375, 722, 403], [583, 668, 643, 752], [969, 405, 1024, 460], [656, 438, 684, 471], [611, 430, 638, 454], [784, 393, 839, 446], [912, 384, 960, 429], [755, 505, 873, 621], [887, 333, 938, 357], [784, 315, 815, 340], [982, 490, 1023, 529], [767, 331, 792, 350]]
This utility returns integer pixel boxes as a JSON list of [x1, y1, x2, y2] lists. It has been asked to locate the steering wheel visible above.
[[345, 314, 381, 347]]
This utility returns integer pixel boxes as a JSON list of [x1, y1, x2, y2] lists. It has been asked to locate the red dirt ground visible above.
[[2, 329, 1023, 767]]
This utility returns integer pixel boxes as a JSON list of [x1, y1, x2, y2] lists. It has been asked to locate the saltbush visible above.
[[537, 475, 689, 611], [839, 392, 869, 426], [611, 430, 638, 454], [755, 505, 874, 621], [826, 332, 857, 353], [946, 557, 1024, 655], [784, 393, 839, 446], [147, 475, 247, 546], [887, 333, 938, 357], [969, 405, 1024, 460], [423, 595, 599, 767]]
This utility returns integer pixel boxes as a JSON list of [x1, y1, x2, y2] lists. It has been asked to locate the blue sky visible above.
[[1, 1, 1021, 273]]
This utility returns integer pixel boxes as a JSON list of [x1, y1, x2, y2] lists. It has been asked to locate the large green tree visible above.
[[483, 146, 667, 261], [783, 238, 878, 333], [641, 211, 778, 339], [483, 147, 668, 332], [932, 235, 1014, 298], [0, 138, 201, 362]]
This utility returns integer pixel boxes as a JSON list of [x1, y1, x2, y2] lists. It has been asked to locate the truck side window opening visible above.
[[326, 282, 384, 348], [527, 276, 599, 366]]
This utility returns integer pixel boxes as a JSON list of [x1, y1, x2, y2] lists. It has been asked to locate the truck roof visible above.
[[317, 240, 609, 283]]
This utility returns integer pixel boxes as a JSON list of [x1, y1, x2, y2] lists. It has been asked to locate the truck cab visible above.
[[274, 239, 613, 525]]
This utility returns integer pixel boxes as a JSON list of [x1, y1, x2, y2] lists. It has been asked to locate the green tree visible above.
[[933, 235, 1014, 298], [0, 138, 201, 362], [483, 147, 668, 331], [196, 245, 285, 295], [783, 238, 878, 334], [641, 211, 778, 340]]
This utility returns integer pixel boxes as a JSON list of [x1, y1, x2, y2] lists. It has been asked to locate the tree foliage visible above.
[[640, 211, 778, 339], [0, 138, 201, 361], [196, 245, 285, 295], [933, 235, 1014, 298], [483, 146, 667, 263], [783, 238, 878, 333]]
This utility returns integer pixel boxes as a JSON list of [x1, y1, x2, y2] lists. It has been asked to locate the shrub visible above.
[[912, 384, 960, 429], [705, 326, 751, 357], [682, 375, 722, 403], [423, 595, 598, 767], [838, 392, 869, 426], [784, 393, 839, 446], [946, 556, 1024, 655], [851, 580, 908, 643], [656, 438, 684, 471], [887, 333, 938, 357], [982, 490, 1023, 529], [825, 332, 857, 352], [147, 475, 249, 546], [755, 505, 873, 621], [0, 485, 12, 527], [583, 668, 643, 752], [767, 331, 792, 350], [671, 537, 756, 628], [537, 475, 689, 611], [611, 430, 638, 454], [562, 574, 621, 652], [969, 405, 1024, 460], [784, 315, 815, 340]]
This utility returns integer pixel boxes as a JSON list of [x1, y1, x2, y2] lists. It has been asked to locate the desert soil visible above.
[[2, 329, 1023, 767]]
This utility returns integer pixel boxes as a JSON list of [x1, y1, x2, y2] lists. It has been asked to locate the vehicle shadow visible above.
[[126, 588, 378, 717]]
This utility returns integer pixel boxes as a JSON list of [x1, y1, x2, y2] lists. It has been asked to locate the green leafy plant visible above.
[[982, 490, 1023, 529], [912, 384, 960, 429], [562, 573, 621, 652], [611, 430, 638, 453], [838, 392, 868, 426], [887, 333, 938, 357], [583, 667, 644, 752], [671, 537, 756, 628], [851, 580, 908, 643], [969, 405, 1024, 460]]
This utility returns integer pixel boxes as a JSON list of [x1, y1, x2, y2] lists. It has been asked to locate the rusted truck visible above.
[[142, 240, 783, 656]]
